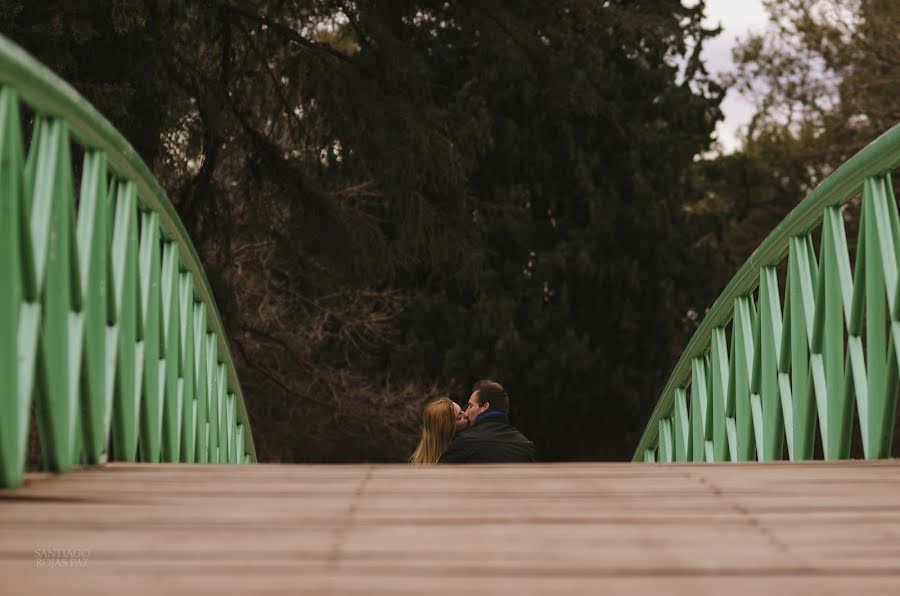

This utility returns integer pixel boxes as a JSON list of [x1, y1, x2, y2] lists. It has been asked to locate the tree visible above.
[[683, 0, 900, 325], [722, 0, 899, 190], [4, 0, 724, 462]]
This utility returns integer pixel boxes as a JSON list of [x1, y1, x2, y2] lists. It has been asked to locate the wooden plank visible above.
[[1, 462, 900, 594]]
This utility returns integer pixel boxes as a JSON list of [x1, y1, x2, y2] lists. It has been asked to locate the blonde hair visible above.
[[409, 397, 456, 464]]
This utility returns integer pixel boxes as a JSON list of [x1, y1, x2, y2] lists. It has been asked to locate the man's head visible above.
[[464, 379, 509, 424]]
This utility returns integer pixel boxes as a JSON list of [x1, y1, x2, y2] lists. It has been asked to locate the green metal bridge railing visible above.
[[0, 36, 256, 489], [635, 123, 900, 464]]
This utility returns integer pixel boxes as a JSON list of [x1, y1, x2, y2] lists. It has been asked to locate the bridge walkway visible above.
[[2, 461, 900, 594]]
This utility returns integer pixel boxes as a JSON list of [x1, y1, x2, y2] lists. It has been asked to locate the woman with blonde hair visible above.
[[409, 397, 468, 464]]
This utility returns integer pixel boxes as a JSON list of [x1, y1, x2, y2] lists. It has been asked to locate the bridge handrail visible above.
[[634, 123, 900, 462], [0, 35, 255, 488]]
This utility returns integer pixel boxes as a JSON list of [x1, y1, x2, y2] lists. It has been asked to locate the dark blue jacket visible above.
[[439, 411, 536, 463]]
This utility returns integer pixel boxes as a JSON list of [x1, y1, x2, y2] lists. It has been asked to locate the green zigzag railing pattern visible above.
[[634, 124, 900, 463], [0, 35, 256, 489]]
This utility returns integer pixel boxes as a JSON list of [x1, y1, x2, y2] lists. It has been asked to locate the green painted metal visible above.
[[673, 388, 689, 462], [0, 86, 38, 488], [33, 117, 83, 474], [635, 123, 900, 463], [178, 272, 196, 463], [193, 304, 209, 464], [160, 241, 181, 462], [77, 150, 111, 465], [110, 180, 141, 462], [709, 327, 729, 461], [139, 211, 163, 463], [0, 35, 256, 488], [689, 356, 711, 462]]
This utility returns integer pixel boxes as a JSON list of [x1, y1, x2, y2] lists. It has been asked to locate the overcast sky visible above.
[[698, 0, 770, 152]]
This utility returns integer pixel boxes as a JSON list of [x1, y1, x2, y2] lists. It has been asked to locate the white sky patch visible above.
[[698, 0, 769, 153]]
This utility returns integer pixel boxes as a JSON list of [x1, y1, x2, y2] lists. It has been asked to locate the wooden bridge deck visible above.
[[2, 461, 900, 594]]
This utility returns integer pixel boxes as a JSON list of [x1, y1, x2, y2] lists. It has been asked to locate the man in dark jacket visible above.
[[439, 380, 536, 463]]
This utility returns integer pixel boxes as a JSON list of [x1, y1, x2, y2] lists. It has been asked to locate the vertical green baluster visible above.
[[867, 175, 900, 457], [848, 183, 872, 457], [22, 116, 40, 287], [178, 273, 195, 462], [656, 421, 665, 463], [673, 387, 689, 462], [886, 347, 900, 454], [758, 267, 785, 461], [725, 320, 738, 460], [884, 174, 900, 318], [30, 118, 84, 472], [809, 228, 830, 458], [704, 354, 715, 461], [805, 234, 825, 457], [193, 302, 208, 463], [216, 364, 227, 464], [821, 207, 853, 458], [76, 150, 110, 464], [665, 417, 674, 463], [236, 423, 245, 465], [175, 378, 184, 462], [63, 127, 85, 467], [206, 334, 219, 463], [882, 174, 900, 455], [732, 296, 755, 461], [749, 292, 758, 331], [191, 399, 199, 462], [847, 193, 868, 444], [658, 416, 674, 463], [748, 294, 759, 458], [834, 200, 867, 459], [160, 242, 181, 461], [24, 117, 48, 302], [138, 212, 162, 462], [102, 179, 118, 462], [788, 236, 816, 460], [690, 357, 710, 462], [110, 180, 141, 461], [778, 263, 795, 460], [710, 327, 729, 461], [750, 285, 764, 460], [0, 87, 38, 488], [226, 393, 235, 463], [868, 174, 898, 305]]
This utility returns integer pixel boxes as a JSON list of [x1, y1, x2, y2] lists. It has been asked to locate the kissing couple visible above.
[[409, 380, 536, 464]]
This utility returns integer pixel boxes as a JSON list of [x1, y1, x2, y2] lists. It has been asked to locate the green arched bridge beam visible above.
[[635, 123, 900, 463], [0, 35, 256, 489]]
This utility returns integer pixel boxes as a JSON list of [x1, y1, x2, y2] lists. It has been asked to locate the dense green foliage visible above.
[[3, 1, 725, 461]]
